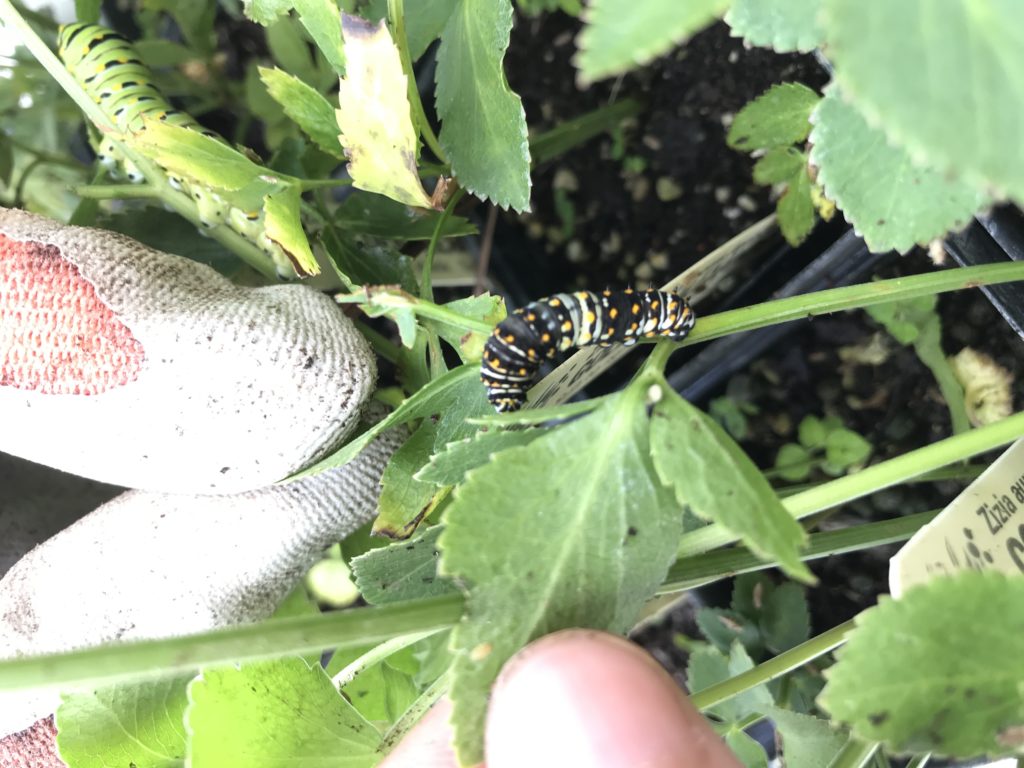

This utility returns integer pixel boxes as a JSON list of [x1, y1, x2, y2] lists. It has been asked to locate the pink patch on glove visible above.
[[0, 234, 144, 395]]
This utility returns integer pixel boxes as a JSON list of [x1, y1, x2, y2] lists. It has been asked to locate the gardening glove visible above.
[[0, 206, 375, 493], [0, 210, 400, 761]]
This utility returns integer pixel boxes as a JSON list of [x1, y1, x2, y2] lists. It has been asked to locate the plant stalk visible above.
[[691, 619, 854, 712], [678, 411, 1024, 557]]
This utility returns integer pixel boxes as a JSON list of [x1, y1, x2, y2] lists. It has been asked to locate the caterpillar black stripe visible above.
[[57, 23, 293, 276], [481, 289, 696, 412]]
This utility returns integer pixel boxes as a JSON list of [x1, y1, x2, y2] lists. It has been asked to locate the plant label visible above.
[[889, 439, 1024, 597]]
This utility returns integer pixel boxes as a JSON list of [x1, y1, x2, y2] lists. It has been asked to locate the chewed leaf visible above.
[[820, 571, 1024, 757], [336, 14, 436, 210]]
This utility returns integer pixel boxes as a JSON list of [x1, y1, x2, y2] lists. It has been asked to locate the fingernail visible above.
[[486, 630, 741, 768]]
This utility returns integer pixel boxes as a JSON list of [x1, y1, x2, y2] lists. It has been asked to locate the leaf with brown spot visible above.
[[336, 14, 436, 209]]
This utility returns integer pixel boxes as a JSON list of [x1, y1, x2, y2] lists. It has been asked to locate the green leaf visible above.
[[406, 0, 459, 60], [374, 419, 441, 538], [650, 385, 813, 582], [809, 88, 989, 254], [725, 0, 825, 53], [696, 607, 763, 657], [824, 0, 1024, 207], [291, 364, 483, 479], [726, 730, 769, 768], [134, 40, 196, 68], [687, 643, 774, 722], [769, 706, 847, 768], [823, 427, 872, 471], [820, 571, 1024, 757], [774, 443, 812, 482], [760, 582, 810, 652], [435, 0, 531, 211], [352, 525, 457, 604], [417, 427, 546, 486], [294, 0, 346, 73], [259, 67, 345, 157], [244, 0, 294, 25], [866, 295, 936, 346], [322, 227, 418, 291], [75, 0, 103, 22], [440, 389, 683, 764], [425, 293, 506, 361], [797, 415, 827, 449], [264, 185, 319, 276], [334, 191, 477, 240], [337, 14, 436, 209], [186, 658, 379, 766], [726, 82, 820, 151], [56, 676, 190, 768], [575, 0, 728, 84], [752, 146, 807, 185], [776, 165, 816, 246], [134, 121, 267, 192], [342, 660, 420, 724], [267, 14, 321, 87]]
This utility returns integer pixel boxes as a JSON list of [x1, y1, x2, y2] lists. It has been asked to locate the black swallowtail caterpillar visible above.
[[57, 23, 292, 276], [481, 289, 696, 412]]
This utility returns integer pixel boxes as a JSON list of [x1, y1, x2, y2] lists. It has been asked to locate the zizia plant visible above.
[[0, 0, 1022, 767]]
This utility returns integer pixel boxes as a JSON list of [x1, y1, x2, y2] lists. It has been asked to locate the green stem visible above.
[[387, 0, 446, 164], [904, 754, 931, 768], [339, 286, 491, 334], [661, 510, 937, 594], [379, 669, 451, 756], [643, 340, 675, 376], [331, 628, 440, 688], [691, 619, 854, 713], [0, 594, 465, 692], [74, 183, 161, 199], [422, 188, 465, 301], [0, 0, 116, 133], [467, 395, 609, 426], [299, 177, 354, 190], [914, 337, 971, 435], [775, 464, 984, 497], [6, 135, 83, 168], [680, 263, 1024, 349], [12, 156, 43, 203], [355, 320, 402, 364], [678, 411, 1024, 558], [826, 736, 880, 768], [529, 98, 644, 167]]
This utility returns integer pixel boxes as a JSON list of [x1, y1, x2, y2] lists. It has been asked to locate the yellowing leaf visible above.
[[264, 186, 320, 276], [336, 14, 436, 210]]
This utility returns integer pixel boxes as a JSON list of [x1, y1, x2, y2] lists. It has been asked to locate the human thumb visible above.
[[485, 629, 742, 768]]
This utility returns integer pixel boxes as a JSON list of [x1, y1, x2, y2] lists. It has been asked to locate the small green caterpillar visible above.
[[57, 22, 295, 276]]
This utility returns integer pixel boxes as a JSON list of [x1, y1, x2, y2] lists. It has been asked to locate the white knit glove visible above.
[[0, 210, 397, 761]]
